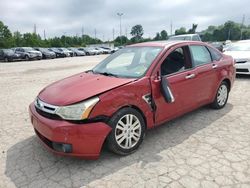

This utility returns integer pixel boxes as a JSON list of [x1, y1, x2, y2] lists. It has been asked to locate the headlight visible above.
[[55, 97, 99, 120]]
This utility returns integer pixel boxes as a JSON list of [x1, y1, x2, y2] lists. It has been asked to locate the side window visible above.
[[161, 47, 190, 76], [189, 45, 212, 66], [208, 47, 223, 61], [192, 35, 200, 41]]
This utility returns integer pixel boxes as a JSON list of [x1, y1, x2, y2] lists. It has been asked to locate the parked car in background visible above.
[[209, 42, 223, 52], [168, 34, 201, 41], [14, 47, 42, 60], [58, 48, 72, 57], [223, 40, 232, 51], [78, 47, 95, 55], [94, 47, 105, 54], [100, 47, 114, 53], [68, 48, 86, 56], [48, 48, 68, 58], [0, 49, 22, 62], [224, 41, 250, 75], [34, 48, 56, 59], [96, 47, 110, 54], [29, 41, 235, 159], [88, 47, 100, 55]]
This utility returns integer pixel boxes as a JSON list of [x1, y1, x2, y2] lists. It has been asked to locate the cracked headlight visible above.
[[55, 97, 99, 120]]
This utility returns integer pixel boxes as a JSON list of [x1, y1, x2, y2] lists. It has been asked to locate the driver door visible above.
[[151, 46, 197, 125]]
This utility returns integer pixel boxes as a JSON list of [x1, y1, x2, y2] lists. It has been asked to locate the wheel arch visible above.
[[222, 78, 231, 91], [114, 105, 148, 129]]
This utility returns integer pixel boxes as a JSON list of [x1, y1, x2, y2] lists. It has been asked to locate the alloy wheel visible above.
[[217, 84, 228, 106], [115, 114, 142, 149]]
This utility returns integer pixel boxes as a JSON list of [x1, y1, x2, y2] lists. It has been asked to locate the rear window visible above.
[[208, 47, 223, 61]]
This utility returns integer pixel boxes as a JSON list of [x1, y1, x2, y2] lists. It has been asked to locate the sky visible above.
[[0, 0, 249, 41]]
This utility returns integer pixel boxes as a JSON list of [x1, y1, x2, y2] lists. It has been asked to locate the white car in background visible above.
[[224, 41, 250, 75]]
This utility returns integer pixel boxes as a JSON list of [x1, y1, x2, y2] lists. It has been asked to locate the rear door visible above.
[[188, 45, 218, 104], [151, 46, 197, 125]]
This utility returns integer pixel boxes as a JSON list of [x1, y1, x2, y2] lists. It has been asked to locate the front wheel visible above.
[[210, 81, 229, 109], [106, 108, 145, 155], [24, 55, 29, 61], [4, 57, 9, 62]]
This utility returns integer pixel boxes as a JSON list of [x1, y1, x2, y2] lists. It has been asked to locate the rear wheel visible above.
[[107, 108, 145, 155], [24, 55, 29, 61], [210, 81, 229, 109], [4, 57, 8, 62]]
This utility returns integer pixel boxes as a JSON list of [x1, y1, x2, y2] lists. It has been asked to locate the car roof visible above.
[[129, 40, 205, 48], [170, 34, 199, 37]]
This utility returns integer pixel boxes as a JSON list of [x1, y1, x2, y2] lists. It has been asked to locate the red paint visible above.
[[39, 72, 136, 106], [29, 41, 235, 159]]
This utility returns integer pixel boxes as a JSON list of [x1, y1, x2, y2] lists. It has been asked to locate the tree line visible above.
[[1, 20, 250, 49]]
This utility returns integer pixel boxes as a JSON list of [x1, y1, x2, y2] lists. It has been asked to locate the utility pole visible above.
[[33, 24, 37, 34], [228, 29, 231, 40], [63, 32, 66, 46], [82, 26, 85, 37], [43, 29, 46, 40], [94, 28, 97, 40], [112, 28, 115, 41], [125, 28, 127, 38], [117, 12, 124, 45], [170, 21, 173, 36]]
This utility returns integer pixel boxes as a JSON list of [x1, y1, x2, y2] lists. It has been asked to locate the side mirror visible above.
[[161, 77, 175, 103]]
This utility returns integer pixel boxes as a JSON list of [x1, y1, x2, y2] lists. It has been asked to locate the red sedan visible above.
[[29, 41, 235, 159]]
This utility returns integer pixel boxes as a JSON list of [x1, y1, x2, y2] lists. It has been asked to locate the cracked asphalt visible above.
[[0, 55, 250, 188]]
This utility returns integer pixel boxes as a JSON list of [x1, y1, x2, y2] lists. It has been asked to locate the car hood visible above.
[[38, 72, 136, 106], [224, 51, 250, 60]]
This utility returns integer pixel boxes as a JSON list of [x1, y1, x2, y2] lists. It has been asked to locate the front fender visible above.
[[89, 77, 155, 129]]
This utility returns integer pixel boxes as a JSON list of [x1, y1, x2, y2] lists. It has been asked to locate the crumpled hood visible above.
[[38, 72, 136, 106], [224, 51, 250, 60]]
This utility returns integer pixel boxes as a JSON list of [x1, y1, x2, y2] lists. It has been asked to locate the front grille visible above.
[[35, 107, 62, 120], [236, 61, 247, 64], [236, 68, 249, 73]]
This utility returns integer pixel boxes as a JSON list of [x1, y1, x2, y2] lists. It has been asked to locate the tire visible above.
[[4, 57, 8, 62], [24, 55, 29, 61], [106, 107, 146, 155], [210, 81, 229, 109]]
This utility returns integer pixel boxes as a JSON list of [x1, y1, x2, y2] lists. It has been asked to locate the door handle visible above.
[[185, 73, 195, 79], [212, 64, 218, 69]]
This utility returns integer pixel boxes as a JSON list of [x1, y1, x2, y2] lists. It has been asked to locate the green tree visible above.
[[114, 35, 128, 46], [130, 24, 144, 41], [154, 32, 161, 40], [175, 27, 187, 35], [160, 30, 168, 40], [0, 21, 13, 48], [13, 31, 23, 47], [188, 24, 198, 34]]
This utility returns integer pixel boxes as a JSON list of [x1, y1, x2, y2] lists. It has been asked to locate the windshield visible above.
[[169, 36, 192, 41], [92, 46, 163, 78], [3, 49, 14, 54], [227, 43, 250, 51], [39, 48, 49, 52], [23, 47, 34, 51]]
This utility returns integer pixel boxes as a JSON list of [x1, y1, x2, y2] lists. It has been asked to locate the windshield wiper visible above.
[[96, 71, 119, 77]]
